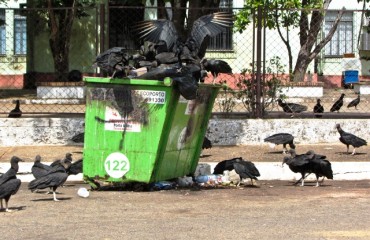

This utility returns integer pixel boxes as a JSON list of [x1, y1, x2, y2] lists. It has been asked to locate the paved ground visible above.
[[0, 143, 368, 163], [1, 180, 370, 239], [1, 144, 370, 239]]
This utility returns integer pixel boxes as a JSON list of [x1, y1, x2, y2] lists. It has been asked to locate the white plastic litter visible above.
[[77, 187, 89, 198]]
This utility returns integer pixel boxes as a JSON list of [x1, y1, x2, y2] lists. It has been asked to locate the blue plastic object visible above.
[[343, 70, 359, 84]]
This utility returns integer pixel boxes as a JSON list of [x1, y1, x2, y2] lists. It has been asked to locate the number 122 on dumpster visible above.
[[104, 152, 130, 178]]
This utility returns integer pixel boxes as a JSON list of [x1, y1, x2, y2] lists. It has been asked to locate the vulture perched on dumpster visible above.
[[93, 47, 132, 78], [135, 11, 233, 62], [0, 156, 23, 212]]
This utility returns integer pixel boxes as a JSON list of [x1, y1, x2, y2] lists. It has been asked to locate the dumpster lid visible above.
[[83, 77, 173, 86]]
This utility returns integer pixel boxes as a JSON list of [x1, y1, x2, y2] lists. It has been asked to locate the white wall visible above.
[[1, 117, 369, 146]]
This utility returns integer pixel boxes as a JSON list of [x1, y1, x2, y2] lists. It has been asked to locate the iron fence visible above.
[[0, 5, 369, 118]]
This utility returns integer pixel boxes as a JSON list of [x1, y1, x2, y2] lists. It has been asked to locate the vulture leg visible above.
[[0, 199, 3, 210], [282, 144, 287, 154], [52, 187, 60, 201], [346, 145, 349, 154], [315, 175, 320, 187], [351, 148, 356, 155], [5, 199, 11, 212]]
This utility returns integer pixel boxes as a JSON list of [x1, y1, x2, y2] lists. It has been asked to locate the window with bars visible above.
[[0, 9, 5, 55], [14, 10, 26, 55], [324, 11, 353, 57]]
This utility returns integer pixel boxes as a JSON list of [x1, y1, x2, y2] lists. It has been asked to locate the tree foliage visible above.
[[234, 0, 349, 82], [28, 0, 98, 80]]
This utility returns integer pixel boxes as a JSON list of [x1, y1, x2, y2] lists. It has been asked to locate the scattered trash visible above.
[[177, 176, 193, 187], [151, 181, 175, 191], [77, 187, 89, 198], [193, 163, 211, 177], [195, 174, 223, 185]]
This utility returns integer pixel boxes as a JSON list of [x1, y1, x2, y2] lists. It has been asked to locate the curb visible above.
[[2, 162, 370, 183]]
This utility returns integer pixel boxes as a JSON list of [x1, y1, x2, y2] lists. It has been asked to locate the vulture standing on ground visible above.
[[264, 133, 295, 154], [71, 132, 84, 143], [8, 100, 22, 118], [28, 158, 71, 201], [232, 158, 260, 186], [277, 99, 307, 114], [347, 94, 360, 110], [283, 150, 313, 186], [212, 157, 240, 175], [330, 93, 345, 112], [305, 151, 333, 187], [335, 123, 367, 155], [67, 159, 83, 175], [0, 156, 23, 212], [313, 99, 324, 118], [31, 155, 52, 179], [50, 153, 73, 168]]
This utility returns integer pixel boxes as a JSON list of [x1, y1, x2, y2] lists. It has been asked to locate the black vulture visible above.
[[313, 99, 324, 118], [264, 133, 295, 154], [200, 59, 233, 84], [347, 94, 360, 110], [50, 153, 73, 168], [31, 155, 52, 179], [335, 123, 367, 155], [71, 132, 84, 143], [305, 151, 333, 187], [93, 47, 132, 78], [67, 70, 83, 82], [68, 159, 83, 175], [8, 100, 22, 118], [0, 156, 23, 212], [277, 99, 307, 114], [330, 93, 345, 112], [28, 159, 71, 201], [283, 150, 312, 186], [202, 136, 212, 150], [212, 157, 241, 174], [135, 12, 233, 61], [232, 158, 260, 186]]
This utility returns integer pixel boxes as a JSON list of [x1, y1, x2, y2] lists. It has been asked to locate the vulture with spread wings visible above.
[[134, 11, 233, 63]]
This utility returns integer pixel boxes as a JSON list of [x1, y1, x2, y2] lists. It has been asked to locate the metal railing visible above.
[[0, 5, 369, 118]]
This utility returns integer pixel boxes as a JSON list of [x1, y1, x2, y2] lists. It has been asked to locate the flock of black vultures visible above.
[[0, 153, 82, 212], [277, 93, 360, 117], [2, 10, 368, 212]]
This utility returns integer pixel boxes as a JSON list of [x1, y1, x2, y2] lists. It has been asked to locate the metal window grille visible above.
[[324, 11, 353, 57], [0, 9, 5, 55], [14, 10, 26, 55]]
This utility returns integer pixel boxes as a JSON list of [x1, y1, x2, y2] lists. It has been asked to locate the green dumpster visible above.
[[82, 77, 219, 189]]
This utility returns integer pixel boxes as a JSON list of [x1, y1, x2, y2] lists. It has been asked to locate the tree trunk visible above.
[[293, 0, 337, 82], [47, 0, 77, 81]]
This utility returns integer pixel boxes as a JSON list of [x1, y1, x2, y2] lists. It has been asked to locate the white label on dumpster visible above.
[[105, 106, 141, 132], [135, 90, 166, 104], [104, 152, 130, 178]]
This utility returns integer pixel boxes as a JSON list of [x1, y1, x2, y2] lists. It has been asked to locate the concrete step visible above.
[[3, 161, 369, 183]]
